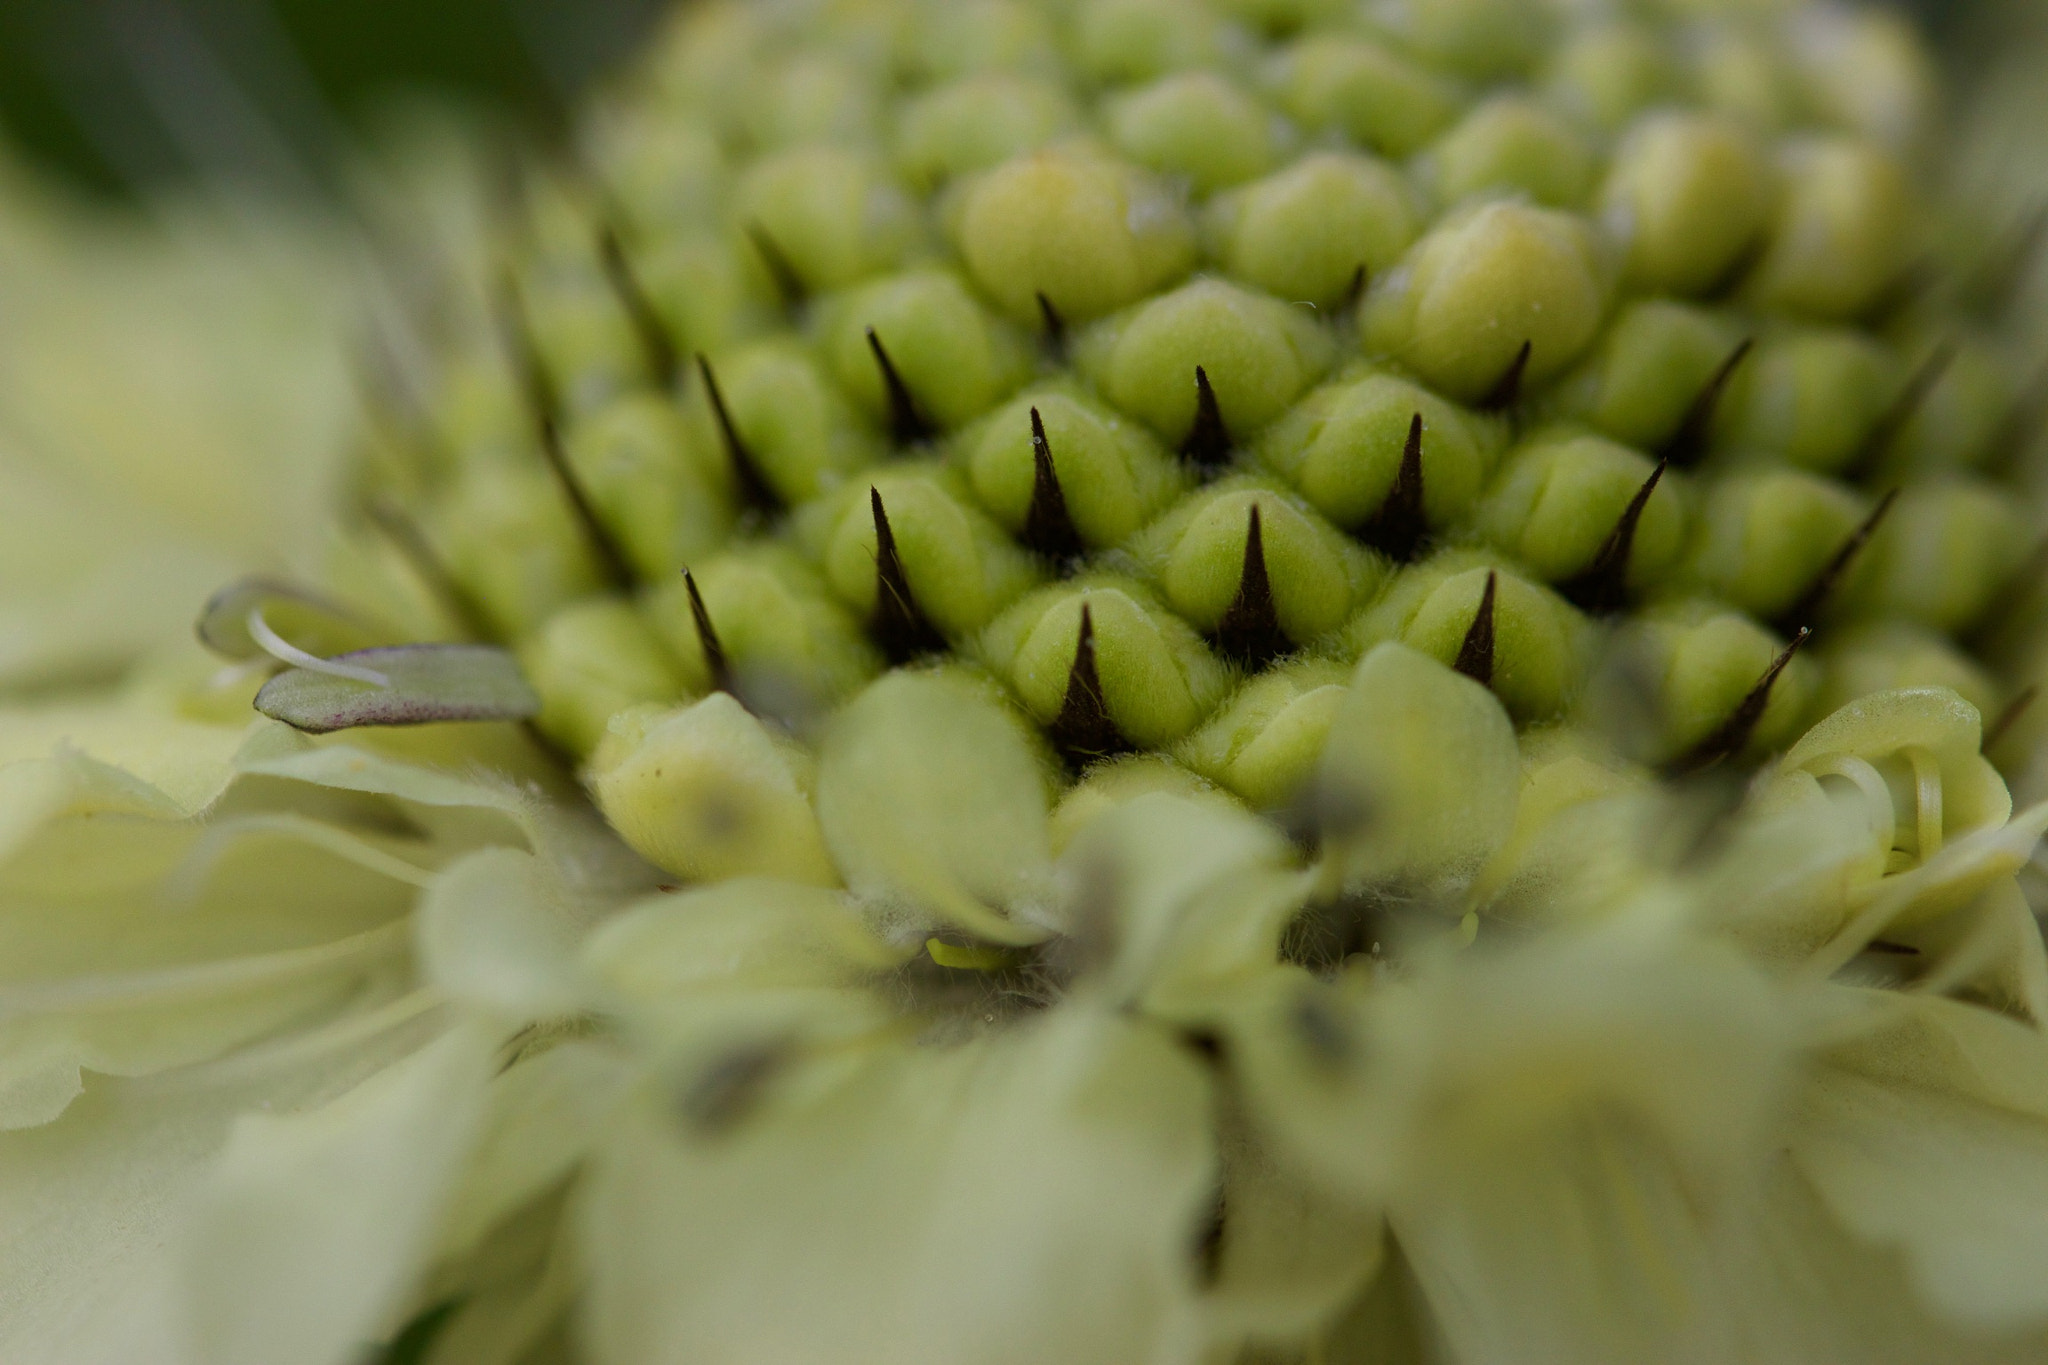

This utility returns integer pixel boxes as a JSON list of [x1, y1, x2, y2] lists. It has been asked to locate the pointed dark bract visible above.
[[1660, 338, 1754, 469], [363, 496, 494, 642], [1670, 628, 1811, 775], [1036, 292, 1067, 355], [1023, 407, 1086, 564], [1987, 685, 2041, 753], [536, 416, 638, 592], [1560, 459, 1669, 615], [1846, 343, 1957, 481], [1048, 604, 1131, 766], [744, 221, 807, 309], [1357, 413, 1429, 562], [1214, 504, 1292, 669], [1339, 264, 1369, 310], [598, 224, 679, 389], [1180, 366, 1232, 472], [866, 327, 936, 446], [1453, 570, 1498, 687], [1773, 488, 1899, 636], [683, 568, 735, 695], [1479, 341, 1534, 413], [867, 487, 948, 663], [696, 354, 782, 517]]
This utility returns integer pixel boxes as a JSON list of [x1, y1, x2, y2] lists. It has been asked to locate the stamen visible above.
[[1213, 503, 1290, 669], [1561, 459, 1669, 615], [682, 568, 734, 694], [245, 607, 391, 687], [1048, 603, 1131, 767], [1179, 366, 1232, 472], [598, 223, 679, 388], [696, 354, 781, 516], [866, 327, 934, 446], [1479, 340, 1533, 413], [1023, 407, 1085, 564], [867, 487, 947, 663], [1357, 412, 1428, 563], [1453, 571, 1498, 687], [1670, 628, 1811, 775], [1659, 338, 1753, 469], [1987, 685, 2039, 752], [1035, 291, 1066, 356], [1847, 343, 1957, 482], [1773, 489, 1899, 636], [744, 221, 806, 309]]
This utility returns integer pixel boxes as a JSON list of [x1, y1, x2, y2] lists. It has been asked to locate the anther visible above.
[[1453, 570, 1498, 687], [1560, 459, 1669, 616], [867, 487, 947, 663], [1660, 338, 1754, 469], [1036, 292, 1066, 356], [744, 221, 806, 310], [1773, 489, 1899, 636], [866, 327, 934, 446], [683, 568, 734, 695], [1213, 503, 1290, 669], [598, 223, 679, 389], [1179, 366, 1232, 472], [1669, 628, 1811, 775], [695, 354, 781, 517], [1047, 603, 1132, 767], [1846, 343, 1957, 482], [1479, 340, 1534, 414], [1023, 407, 1085, 564], [1357, 413, 1429, 563]]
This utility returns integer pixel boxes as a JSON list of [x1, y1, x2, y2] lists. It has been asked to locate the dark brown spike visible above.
[[1357, 413, 1429, 562], [695, 354, 781, 516], [1478, 341, 1534, 413], [598, 223, 679, 389], [683, 568, 734, 695], [1660, 338, 1754, 469], [537, 415, 638, 591], [1670, 628, 1811, 776], [362, 496, 494, 642], [1047, 604, 1132, 767], [1772, 489, 1900, 636], [1213, 503, 1291, 669], [1846, 343, 1957, 482], [1560, 459, 1669, 616], [1339, 264, 1368, 311], [1023, 407, 1086, 564], [1036, 292, 1066, 355], [866, 327, 935, 446], [1179, 366, 1232, 472], [1986, 685, 2040, 754], [867, 487, 947, 663], [744, 220, 806, 309], [1453, 570, 1498, 686]]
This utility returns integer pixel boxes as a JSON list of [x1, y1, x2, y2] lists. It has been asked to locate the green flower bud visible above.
[[518, 269, 644, 417], [1070, 0, 1232, 86], [1744, 136, 1914, 322], [591, 111, 728, 235], [1370, 0, 1554, 80], [1106, 72, 1290, 195], [1551, 299, 1749, 453], [434, 464, 603, 640], [636, 233, 777, 356], [817, 267, 1030, 434], [900, 0, 1060, 85], [1347, 551, 1593, 722], [589, 694, 838, 885], [744, 55, 884, 148], [1599, 112, 1773, 298], [1360, 201, 1609, 405], [1612, 600, 1819, 766], [1422, 96, 1597, 210], [1469, 730, 1653, 925], [1267, 35, 1464, 159], [1475, 430, 1689, 600], [1711, 326, 1896, 474], [1692, 25, 1800, 134], [1542, 21, 1679, 132], [521, 597, 687, 756], [1812, 622, 2001, 723], [1208, 0, 1347, 38], [802, 464, 1041, 640], [1788, 5, 1937, 151], [964, 386, 1187, 551], [733, 146, 924, 293], [895, 74, 1076, 190], [1838, 478, 2031, 635], [979, 575, 1231, 752], [1177, 657, 1352, 810], [1685, 470, 1869, 623], [1880, 335, 2016, 477], [1047, 755, 1240, 854], [688, 339, 881, 506], [1255, 368, 1501, 537], [1075, 277, 1333, 445], [1202, 152, 1422, 308], [953, 146, 1197, 324], [1126, 476, 1384, 654], [644, 545, 879, 706], [562, 393, 734, 582]]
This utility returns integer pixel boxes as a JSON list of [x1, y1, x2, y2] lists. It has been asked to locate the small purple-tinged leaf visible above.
[[255, 645, 541, 734]]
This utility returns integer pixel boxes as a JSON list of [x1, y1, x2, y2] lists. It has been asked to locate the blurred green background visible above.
[[0, 0, 1998, 203]]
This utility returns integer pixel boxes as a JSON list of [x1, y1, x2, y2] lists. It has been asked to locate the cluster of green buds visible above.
[[199, 0, 2048, 970]]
